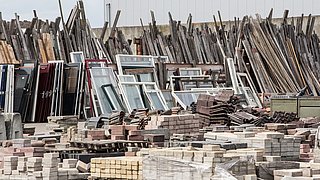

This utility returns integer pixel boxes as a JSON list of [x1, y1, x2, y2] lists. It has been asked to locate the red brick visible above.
[[109, 125, 125, 135], [125, 125, 139, 131], [144, 134, 165, 142], [128, 135, 144, 141], [125, 152, 137, 156], [129, 130, 144, 136], [111, 135, 126, 140]]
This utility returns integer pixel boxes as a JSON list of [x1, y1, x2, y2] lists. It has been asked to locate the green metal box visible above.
[[298, 98, 320, 118], [270, 98, 298, 114]]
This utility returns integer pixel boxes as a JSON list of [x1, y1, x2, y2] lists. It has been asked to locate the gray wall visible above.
[[93, 15, 320, 42], [106, 0, 320, 26]]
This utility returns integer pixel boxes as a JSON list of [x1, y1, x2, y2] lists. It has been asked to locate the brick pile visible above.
[[0, 153, 89, 180], [205, 131, 301, 161], [91, 157, 142, 180], [300, 144, 313, 162], [138, 145, 257, 180], [147, 114, 208, 135]]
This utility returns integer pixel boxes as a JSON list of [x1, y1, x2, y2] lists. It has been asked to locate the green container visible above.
[[270, 98, 298, 114], [298, 98, 320, 118]]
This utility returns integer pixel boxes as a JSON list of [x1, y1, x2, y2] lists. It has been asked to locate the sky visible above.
[[1, 0, 319, 28], [0, 0, 105, 28]]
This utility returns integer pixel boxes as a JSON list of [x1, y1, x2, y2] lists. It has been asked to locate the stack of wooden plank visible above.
[[139, 10, 320, 95], [0, 0, 132, 65]]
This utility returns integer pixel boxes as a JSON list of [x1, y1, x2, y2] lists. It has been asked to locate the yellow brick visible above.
[[132, 165, 138, 170], [116, 160, 121, 165], [111, 169, 116, 174], [131, 161, 138, 166]]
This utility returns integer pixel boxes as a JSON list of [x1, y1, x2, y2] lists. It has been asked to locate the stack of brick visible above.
[[205, 131, 301, 161], [87, 129, 106, 140], [147, 114, 207, 135], [300, 144, 313, 162], [139, 145, 256, 180], [17, 157, 27, 174], [109, 125, 141, 141], [18, 147, 45, 157], [144, 134, 165, 147], [12, 139, 31, 148], [42, 153, 59, 180], [273, 168, 320, 180], [274, 169, 304, 179], [61, 160, 90, 179], [109, 125, 126, 140], [256, 161, 300, 179], [294, 130, 315, 148], [265, 123, 297, 134], [0, 153, 89, 179], [125, 147, 139, 156], [74, 129, 88, 141], [27, 157, 42, 177], [91, 157, 142, 180], [66, 127, 77, 142], [3, 156, 18, 176]]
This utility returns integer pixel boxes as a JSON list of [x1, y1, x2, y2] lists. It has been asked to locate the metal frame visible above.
[[178, 67, 202, 76], [90, 67, 120, 116], [4, 65, 14, 113], [70, 51, 85, 63], [227, 58, 241, 94], [101, 84, 126, 112], [237, 72, 263, 108], [49, 61, 64, 116], [118, 75, 169, 112], [84, 59, 110, 117], [118, 75, 145, 112], [116, 54, 155, 75], [170, 75, 216, 109]]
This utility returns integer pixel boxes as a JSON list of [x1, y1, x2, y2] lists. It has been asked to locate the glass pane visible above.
[[122, 84, 144, 109], [147, 92, 165, 110], [119, 75, 136, 82], [103, 85, 124, 111], [90, 68, 118, 114], [118, 55, 154, 67], [138, 73, 154, 82]]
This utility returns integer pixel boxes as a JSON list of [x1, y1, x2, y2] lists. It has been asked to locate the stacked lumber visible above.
[[0, 41, 19, 64], [139, 10, 320, 95], [0, 0, 132, 64], [138, 11, 229, 64]]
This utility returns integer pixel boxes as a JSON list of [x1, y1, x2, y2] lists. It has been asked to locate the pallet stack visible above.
[[90, 157, 142, 180]]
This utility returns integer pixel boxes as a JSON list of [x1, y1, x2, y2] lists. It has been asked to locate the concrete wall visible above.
[[105, 0, 320, 26], [93, 15, 320, 43]]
